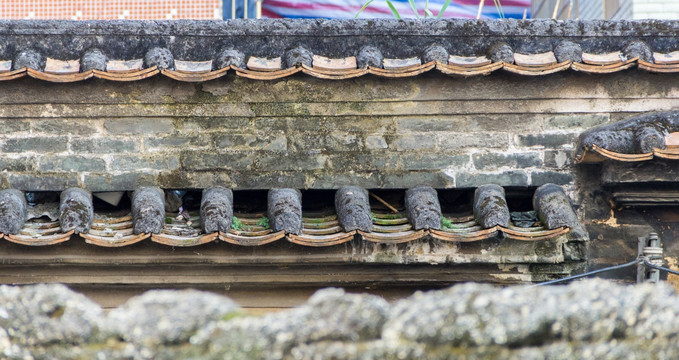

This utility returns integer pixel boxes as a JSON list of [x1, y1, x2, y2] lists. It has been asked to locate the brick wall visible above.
[[0, 71, 665, 193]]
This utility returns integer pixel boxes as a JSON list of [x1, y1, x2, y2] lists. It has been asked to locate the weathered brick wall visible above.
[[0, 59, 675, 281], [1, 71, 657, 192], [4, 70, 675, 279]]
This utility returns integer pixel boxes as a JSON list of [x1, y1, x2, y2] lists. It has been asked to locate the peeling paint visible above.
[[665, 257, 679, 292]]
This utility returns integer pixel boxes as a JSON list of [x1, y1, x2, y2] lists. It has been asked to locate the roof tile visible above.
[[246, 56, 282, 72], [311, 55, 356, 71], [174, 60, 212, 73], [44, 58, 79, 74]]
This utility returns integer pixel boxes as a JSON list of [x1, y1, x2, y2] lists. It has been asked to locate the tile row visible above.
[[0, 184, 586, 248]]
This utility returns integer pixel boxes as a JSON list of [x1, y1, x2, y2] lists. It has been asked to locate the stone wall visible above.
[[1, 71, 664, 192], [3, 65, 677, 281]]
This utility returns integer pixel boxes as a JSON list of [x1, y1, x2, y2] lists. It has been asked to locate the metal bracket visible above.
[[637, 232, 663, 283]]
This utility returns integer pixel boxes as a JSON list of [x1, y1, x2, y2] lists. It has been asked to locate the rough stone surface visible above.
[[405, 186, 441, 230], [473, 184, 510, 228], [421, 44, 448, 64], [144, 47, 175, 70], [3, 20, 679, 62], [576, 111, 679, 157], [383, 279, 679, 351], [283, 45, 313, 68], [192, 288, 390, 359], [267, 188, 303, 234], [80, 48, 107, 71], [213, 48, 245, 69], [58, 187, 93, 234], [635, 125, 665, 153], [486, 42, 514, 63], [553, 40, 582, 62], [200, 186, 233, 233], [105, 289, 239, 347], [131, 186, 165, 234], [12, 48, 45, 71], [0, 189, 27, 235], [6, 280, 679, 359], [356, 46, 383, 69], [334, 186, 372, 232], [0, 283, 103, 347], [622, 39, 653, 62], [533, 183, 588, 240]]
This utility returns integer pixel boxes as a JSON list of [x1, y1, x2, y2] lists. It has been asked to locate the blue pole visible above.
[[223, 0, 257, 19]]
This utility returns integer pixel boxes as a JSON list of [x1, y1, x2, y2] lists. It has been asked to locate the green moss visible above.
[[231, 216, 244, 231], [441, 218, 458, 230], [256, 216, 269, 229], [220, 310, 249, 322]]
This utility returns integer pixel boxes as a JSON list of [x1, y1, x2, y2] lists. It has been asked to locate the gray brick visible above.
[[396, 117, 455, 132], [229, 171, 308, 189], [517, 133, 576, 148], [438, 132, 510, 150], [456, 171, 529, 188], [84, 172, 158, 192], [255, 153, 327, 171], [145, 135, 212, 150], [31, 119, 98, 136], [39, 156, 106, 172], [389, 134, 437, 151], [472, 152, 542, 170], [103, 118, 174, 135], [215, 133, 287, 152], [3, 137, 68, 153], [0, 119, 30, 134], [397, 115, 541, 133], [310, 171, 383, 189], [531, 171, 574, 186], [111, 155, 179, 171], [287, 116, 390, 133], [401, 153, 469, 170], [6, 173, 78, 191], [177, 117, 251, 132], [71, 138, 139, 153], [381, 171, 453, 189], [0, 157, 37, 172], [288, 132, 361, 152], [546, 114, 609, 129], [544, 150, 574, 169], [365, 135, 388, 150], [158, 171, 232, 189], [181, 151, 254, 171], [327, 153, 398, 171]]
